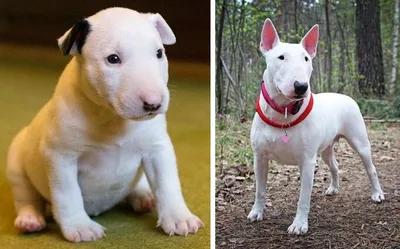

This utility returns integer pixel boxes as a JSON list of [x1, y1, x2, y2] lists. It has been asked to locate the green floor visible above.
[[0, 50, 210, 248]]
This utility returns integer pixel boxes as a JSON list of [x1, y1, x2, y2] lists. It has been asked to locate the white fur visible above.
[[6, 7, 203, 242], [247, 19, 384, 234]]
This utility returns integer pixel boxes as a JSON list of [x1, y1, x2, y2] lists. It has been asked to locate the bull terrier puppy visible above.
[[7, 7, 203, 242]]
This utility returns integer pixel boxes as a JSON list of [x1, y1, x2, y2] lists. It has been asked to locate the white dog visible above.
[[247, 19, 385, 234], [6, 7, 203, 242]]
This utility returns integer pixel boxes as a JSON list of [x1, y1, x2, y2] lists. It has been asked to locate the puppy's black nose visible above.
[[294, 81, 308, 95], [143, 102, 161, 112]]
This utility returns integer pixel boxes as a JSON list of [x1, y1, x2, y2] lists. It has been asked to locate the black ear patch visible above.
[[60, 19, 91, 55]]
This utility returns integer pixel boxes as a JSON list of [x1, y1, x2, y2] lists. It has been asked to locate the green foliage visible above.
[[216, 116, 254, 168], [217, 0, 400, 122], [356, 96, 400, 119]]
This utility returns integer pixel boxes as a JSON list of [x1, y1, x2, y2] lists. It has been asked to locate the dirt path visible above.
[[216, 122, 400, 249]]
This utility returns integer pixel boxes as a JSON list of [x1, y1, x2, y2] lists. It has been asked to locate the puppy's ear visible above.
[[301, 25, 319, 58], [260, 18, 280, 53], [147, 13, 176, 45], [57, 19, 91, 56]]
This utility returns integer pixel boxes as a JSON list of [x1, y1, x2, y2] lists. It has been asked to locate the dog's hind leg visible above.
[[344, 125, 384, 203], [128, 167, 155, 213], [7, 129, 46, 233], [247, 153, 269, 222], [321, 145, 340, 195]]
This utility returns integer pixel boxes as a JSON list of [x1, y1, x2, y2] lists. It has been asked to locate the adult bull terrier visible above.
[[247, 19, 385, 234], [6, 7, 203, 242]]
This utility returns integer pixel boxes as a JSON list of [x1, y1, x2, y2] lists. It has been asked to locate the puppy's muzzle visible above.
[[140, 94, 163, 113]]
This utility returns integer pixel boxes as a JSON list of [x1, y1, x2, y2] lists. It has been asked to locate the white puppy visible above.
[[247, 19, 384, 234], [6, 7, 203, 242]]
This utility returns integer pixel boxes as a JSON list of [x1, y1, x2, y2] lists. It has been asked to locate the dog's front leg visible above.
[[287, 157, 317, 235], [45, 150, 105, 242], [142, 136, 204, 236], [247, 153, 269, 221]]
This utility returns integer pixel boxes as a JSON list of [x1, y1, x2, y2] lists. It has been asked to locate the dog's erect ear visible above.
[[147, 13, 176, 45], [260, 18, 280, 53], [57, 19, 91, 56], [301, 25, 319, 58]]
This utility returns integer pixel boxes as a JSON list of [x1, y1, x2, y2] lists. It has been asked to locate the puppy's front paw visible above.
[[287, 219, 308, 235], [61, 219, 106, 242], [15, 213, 46, 233], [158, 210, 204, 236], [371, 191, 385, 203], [247, 206, 264, 222]]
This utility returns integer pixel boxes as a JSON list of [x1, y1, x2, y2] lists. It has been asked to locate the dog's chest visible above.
[[77, 140, 142, 202], [255, 127, 305, 165]]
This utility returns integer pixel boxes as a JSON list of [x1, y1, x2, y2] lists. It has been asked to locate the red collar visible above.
[[261, 81, 303, 115], [255, 88, 314, 129]]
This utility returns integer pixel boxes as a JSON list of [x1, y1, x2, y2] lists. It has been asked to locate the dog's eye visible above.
[[278, 55, 284, 60], [107, 54, 121, 64], [305, 56, 309, 62], [157, 49, 163, 59]]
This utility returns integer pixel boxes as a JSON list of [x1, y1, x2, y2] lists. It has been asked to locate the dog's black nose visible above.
[[143, 102, 161, 112], [293, 81, 308, 95]]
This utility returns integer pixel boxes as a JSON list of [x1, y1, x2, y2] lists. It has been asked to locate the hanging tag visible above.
[[281, 130, 290, 143]]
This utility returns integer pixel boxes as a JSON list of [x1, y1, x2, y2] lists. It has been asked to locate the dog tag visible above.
[[281, 130, 290, 143]]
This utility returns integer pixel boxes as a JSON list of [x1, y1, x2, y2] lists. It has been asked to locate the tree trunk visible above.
[[325, 0, 332, 92], [216, 0, 227, 114], [277, 1, 285, 32], [390, 0, 400, 97], [294, 0, 298, 34], [356, 0, 385, 98]]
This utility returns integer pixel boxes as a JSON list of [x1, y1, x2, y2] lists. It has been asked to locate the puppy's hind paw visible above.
[[131, 191, 156, 213], [371, 191, 385, 203], [15, 213, 46, 233], [247, 208, 264, 222]]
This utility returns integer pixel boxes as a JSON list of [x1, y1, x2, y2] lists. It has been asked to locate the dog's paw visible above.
[[61, 219, 106, 242], [157, 210, 204, 236], [325, 185, 339, 196], [287, 219, 308, 235], [247, 208, 264, 222], [15, 213, 46, 233], [131, 191, 156, 213], [371, 191, 385, 203]]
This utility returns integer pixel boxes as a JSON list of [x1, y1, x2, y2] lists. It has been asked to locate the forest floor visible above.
[[216, 117, 400, 249]]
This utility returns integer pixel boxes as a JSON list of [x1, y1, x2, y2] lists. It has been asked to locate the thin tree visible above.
[[355, 0, 385, 97], [216, 0, 228, 114], [390, 0, 400, 97], [325, 0, 332, 92]]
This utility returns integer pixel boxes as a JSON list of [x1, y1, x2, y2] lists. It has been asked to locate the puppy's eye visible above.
[[278, 55, 284, 60], [305, 56, 309, 62], [157, 49, 163, 59], [107, 54, 121, 64]]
